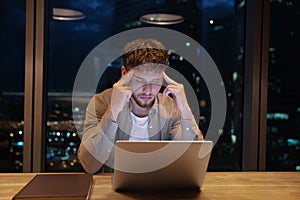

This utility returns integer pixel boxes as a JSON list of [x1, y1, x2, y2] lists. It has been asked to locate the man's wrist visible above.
[[180, 107, 194, 120], [110, 117, 117, 124]]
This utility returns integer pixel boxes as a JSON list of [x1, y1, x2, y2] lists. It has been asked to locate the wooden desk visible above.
[[1, 172, 299, 200]]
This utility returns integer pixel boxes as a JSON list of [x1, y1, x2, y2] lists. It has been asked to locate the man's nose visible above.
[[142, 83, 152, 93]]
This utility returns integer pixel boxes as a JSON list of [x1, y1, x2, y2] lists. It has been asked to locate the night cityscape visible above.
[[0, 0, 299, 173]]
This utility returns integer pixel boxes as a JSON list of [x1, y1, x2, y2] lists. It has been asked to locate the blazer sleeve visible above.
[[78, 89, 118, 174]]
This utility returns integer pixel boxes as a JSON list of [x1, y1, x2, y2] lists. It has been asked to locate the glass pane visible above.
[[46, 0, 245, 171], [267, 0, 300, 171], [0, 1, 26, 172]]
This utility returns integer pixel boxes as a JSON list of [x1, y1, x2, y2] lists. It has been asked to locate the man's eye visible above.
[[152, 80, 161, 84], [135, 79, 144, 83]]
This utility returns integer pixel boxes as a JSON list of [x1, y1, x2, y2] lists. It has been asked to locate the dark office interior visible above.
[[0, 0, 299, 174]]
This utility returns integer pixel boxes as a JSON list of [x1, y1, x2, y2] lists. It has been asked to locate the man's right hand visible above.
[[110, 70, 133, 122]]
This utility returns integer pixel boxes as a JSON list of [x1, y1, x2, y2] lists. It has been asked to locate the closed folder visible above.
[[12, 173, 93, 200]]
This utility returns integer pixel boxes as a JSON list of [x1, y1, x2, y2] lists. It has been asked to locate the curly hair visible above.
[[122, 38, 169, 71]]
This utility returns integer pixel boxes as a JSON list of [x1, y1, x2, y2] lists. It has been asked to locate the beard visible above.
[[131, 93, 155, 108]]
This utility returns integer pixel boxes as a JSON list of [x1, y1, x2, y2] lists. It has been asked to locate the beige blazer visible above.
[[78, 88, 201, 174]]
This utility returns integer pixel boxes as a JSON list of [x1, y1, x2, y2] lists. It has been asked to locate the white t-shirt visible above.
[[129, 112, 150, 141]]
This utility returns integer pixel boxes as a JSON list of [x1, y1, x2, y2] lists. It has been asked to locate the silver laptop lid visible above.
[[112, 140, 213, 191]]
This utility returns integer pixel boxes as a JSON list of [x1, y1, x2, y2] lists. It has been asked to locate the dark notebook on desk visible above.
[[12, 173, 93, 200]]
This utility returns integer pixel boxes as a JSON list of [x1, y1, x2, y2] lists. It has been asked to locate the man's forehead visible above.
[[132, 70, 163, 79], [135, 62, 165, 69]]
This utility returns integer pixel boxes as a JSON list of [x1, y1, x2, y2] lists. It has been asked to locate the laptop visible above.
[[112, 140, 213, 191]]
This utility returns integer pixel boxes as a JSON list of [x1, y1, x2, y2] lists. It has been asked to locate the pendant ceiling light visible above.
[[139, 13, 184, 25], [52, 8, 85, 21]]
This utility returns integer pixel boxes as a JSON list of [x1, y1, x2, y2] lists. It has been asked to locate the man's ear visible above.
[[121, 66, 127, 75]]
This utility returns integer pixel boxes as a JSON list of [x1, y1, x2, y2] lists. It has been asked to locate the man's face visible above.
[[129, 69, 163, 108]]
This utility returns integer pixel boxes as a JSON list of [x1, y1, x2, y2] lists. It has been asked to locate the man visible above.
[[78, 38, 203, 174]]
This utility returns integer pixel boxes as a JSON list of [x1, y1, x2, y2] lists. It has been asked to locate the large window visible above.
[[0, 0, 300, 172], [0, 1, 26, 172], [267, 0, 300, 171], [3, 0, 298, 173], [45, 0, 245, 171]]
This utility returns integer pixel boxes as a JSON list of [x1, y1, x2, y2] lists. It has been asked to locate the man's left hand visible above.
[[162, 72, 193, 120]]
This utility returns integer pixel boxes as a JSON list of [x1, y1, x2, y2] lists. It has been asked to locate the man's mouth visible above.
[[139, 95, 153, 101]]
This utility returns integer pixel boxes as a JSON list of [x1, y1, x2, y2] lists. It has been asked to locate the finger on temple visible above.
[[162, 71, 177, 85], [119, 70, 134, 86]]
